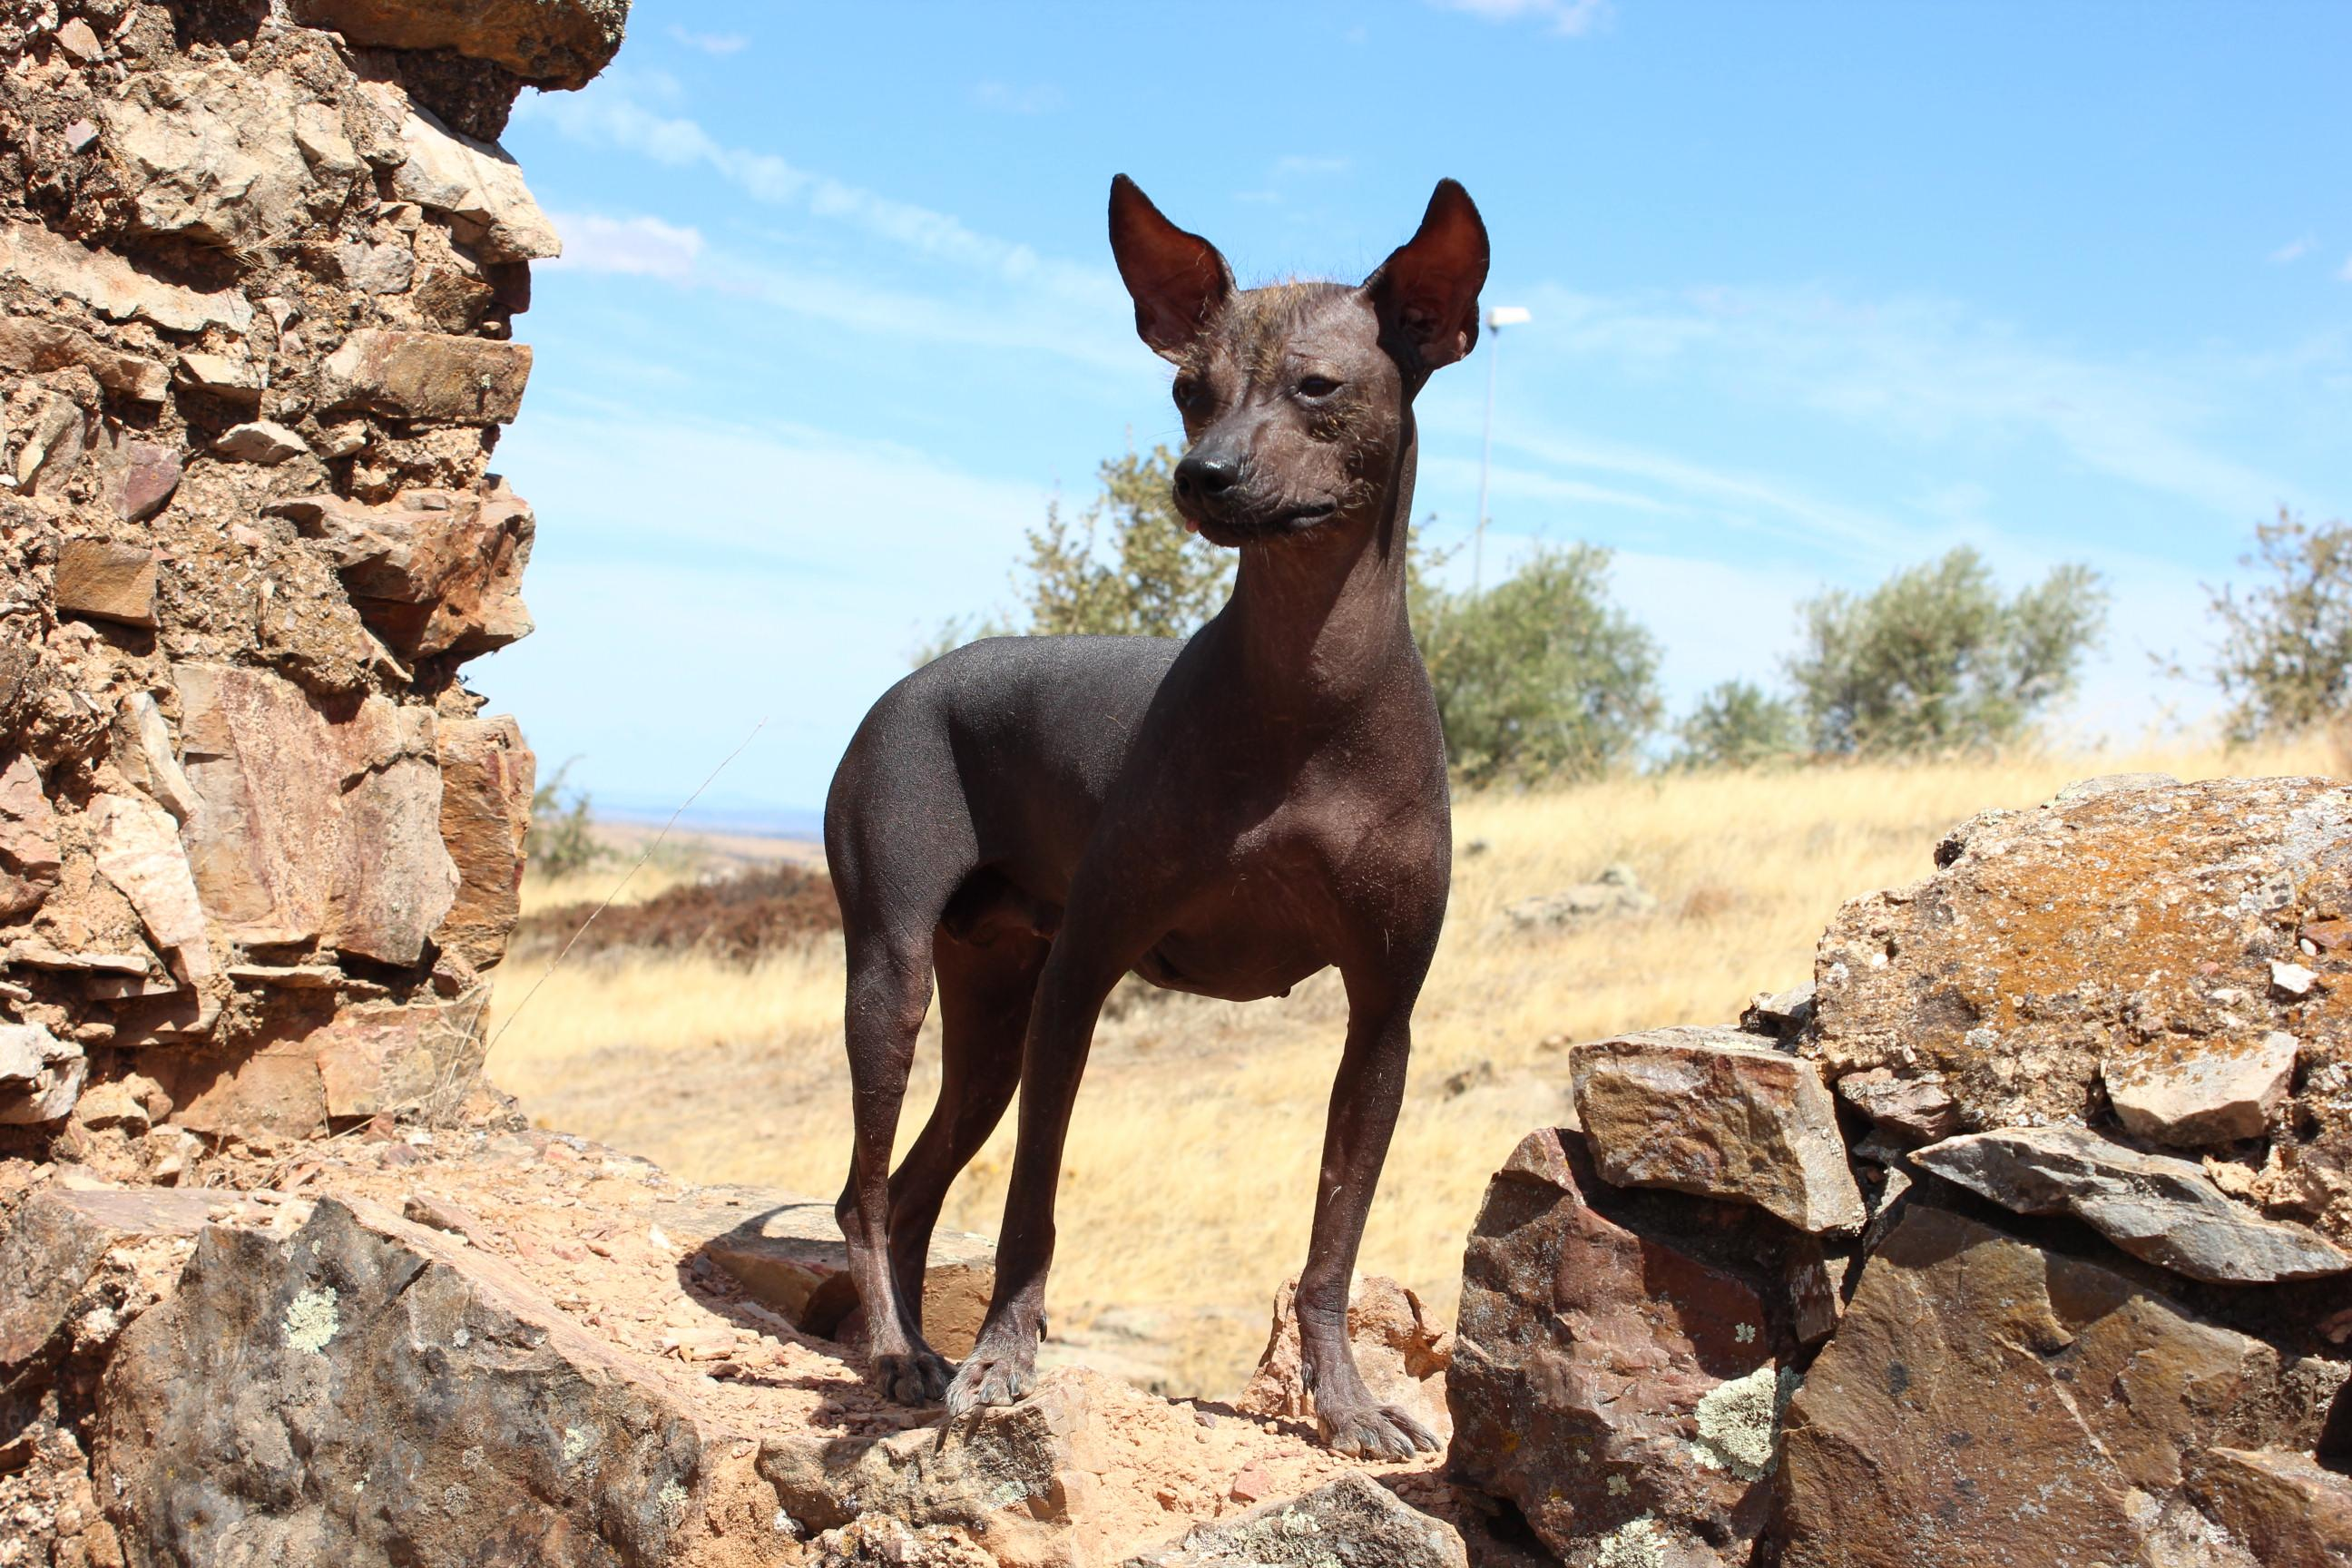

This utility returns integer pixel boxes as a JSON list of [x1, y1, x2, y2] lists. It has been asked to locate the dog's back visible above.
[[824, 633, 1181, 939]]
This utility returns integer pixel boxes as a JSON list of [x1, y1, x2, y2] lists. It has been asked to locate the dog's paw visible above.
[[867, 1347, 952, 1406], [1317, 1400, 1441, 1461], [942, 1346, 1035, 1416]]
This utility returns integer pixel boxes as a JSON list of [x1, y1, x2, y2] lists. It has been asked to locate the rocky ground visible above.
[[7, 771, 2352, 1568], [0, 1112, 1526, 1568]]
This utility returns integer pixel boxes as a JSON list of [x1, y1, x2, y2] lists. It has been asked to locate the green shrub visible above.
[[1671, 681, 1806, 770], [1787, 547, 2105, 757], [1417, 544, 1662, 784], [2203, 509, 2352, 741]]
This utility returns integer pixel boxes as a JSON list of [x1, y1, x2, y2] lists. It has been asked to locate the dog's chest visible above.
[[1127, 833, 1337, 1000]]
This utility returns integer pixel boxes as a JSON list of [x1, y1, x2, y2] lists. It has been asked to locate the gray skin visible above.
[[824, 174, 1488, 1459]]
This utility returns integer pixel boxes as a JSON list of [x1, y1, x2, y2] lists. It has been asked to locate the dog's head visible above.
[[1108, 175, 1488, 547]]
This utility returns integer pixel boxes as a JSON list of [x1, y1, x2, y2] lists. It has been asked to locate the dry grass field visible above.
[[486, 738, 2332, 1395]]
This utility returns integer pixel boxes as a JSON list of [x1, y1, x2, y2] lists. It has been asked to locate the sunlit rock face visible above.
[[0, 0, 613, 1142]]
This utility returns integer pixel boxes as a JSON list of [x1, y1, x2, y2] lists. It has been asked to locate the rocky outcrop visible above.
[[288, 0, 631, 92], [1804, 773, 2352, 1250], [1125, 1472, 1467, 1568], [0, 1, 601, 1153], [1912, 1123, 2351, 1283], [1445, 774, 2352, 1565], [1504, 863, 1658, 930]]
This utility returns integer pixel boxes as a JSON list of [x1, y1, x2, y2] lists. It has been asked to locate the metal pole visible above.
[[1475, 325, 1497, 593]]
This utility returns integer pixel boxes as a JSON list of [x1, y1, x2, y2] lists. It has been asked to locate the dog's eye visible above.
[[1297, 376, 1341, 398], [1172, 378, 1202, 410]]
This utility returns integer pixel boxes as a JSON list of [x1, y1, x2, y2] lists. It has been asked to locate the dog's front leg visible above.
[[1296, 954, 1442, 1460], [943, 911, 1143, 1416]]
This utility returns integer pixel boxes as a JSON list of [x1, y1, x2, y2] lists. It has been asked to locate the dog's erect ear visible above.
[[1109, 174, 1233, 363], [1364, 180, 1490, 374]]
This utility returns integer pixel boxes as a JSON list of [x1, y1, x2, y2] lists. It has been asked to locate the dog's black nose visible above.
[[1174, 450, 1241, 505]]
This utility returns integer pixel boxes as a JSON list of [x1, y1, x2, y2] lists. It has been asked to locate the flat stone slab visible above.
[[654, 1183, 995, 1358], [1572, 1026, 1866, 1233], [1912, 1124, 2351, 1284]]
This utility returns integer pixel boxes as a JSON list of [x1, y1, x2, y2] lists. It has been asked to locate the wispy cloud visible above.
[[1432, 0, 1613, 36], [542, 212, 703, 280], [516, 86, 1119, 308], [1513, 281, 2308, 521], [2341, 254, 2352, 283], [971, 80, 1063, 114], [668, 25, 748, 55], [2270, 235, 2315, 264]]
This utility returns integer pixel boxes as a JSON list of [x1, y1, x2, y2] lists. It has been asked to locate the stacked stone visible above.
[[0, 3, 624, 1150], [1448, 774, 2352, 1567]]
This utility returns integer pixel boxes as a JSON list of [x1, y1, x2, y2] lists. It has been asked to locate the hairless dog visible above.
[[824, 174, 1487, 1458]]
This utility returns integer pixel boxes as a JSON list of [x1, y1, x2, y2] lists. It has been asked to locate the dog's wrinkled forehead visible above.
[[1183, 280, 1364, 384]]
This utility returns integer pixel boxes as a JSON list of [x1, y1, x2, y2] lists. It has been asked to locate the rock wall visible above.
[[0, 1, 618, 1156], [1447, 774, 2352, 1566]]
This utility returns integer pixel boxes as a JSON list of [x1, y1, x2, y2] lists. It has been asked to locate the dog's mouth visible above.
[[1189, 499, 1339, 545]]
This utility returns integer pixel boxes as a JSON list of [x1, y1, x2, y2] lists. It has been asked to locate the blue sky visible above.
[[475, 0, 2352, 825]]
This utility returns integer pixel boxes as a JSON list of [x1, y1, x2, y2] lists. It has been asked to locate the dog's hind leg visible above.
[[835, 916, 955, 1403], [827, 679, 993, 1404], [885, 918, 1045, 1341]]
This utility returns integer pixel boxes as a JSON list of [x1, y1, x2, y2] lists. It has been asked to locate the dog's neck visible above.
[[1209, 422, 1419, 718]]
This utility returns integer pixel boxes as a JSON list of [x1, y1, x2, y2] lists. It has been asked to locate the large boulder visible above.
[[267, 484, 536, 659], [1805, 775, 2352, 1248], [0, 750, 60, 918], [0, 1185, 218, 1367], [97, 1196, 708, 1566], [0, 222, 253, 333], [2186, 1446, 2352, 1568], [391, 106, 563, 262], [0, 1021, 86, 1125], [1775, 1203, 2340, 1567], [97, 61, 372, 252], [319, 328, 534, 424], [1446, 1128, 1813, 1566]]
